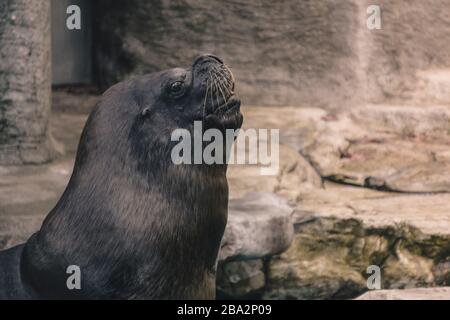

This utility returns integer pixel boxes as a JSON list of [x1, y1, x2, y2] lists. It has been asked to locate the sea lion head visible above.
[[75, 54, 243, 171], [154, 53, 243, 131], [132, 53, 243, 130]]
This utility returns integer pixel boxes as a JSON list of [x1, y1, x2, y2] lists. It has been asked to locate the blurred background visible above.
[[0, 0, 449, 299]]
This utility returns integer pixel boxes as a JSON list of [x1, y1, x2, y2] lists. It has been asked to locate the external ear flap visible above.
[[141, 107, 151, 117]]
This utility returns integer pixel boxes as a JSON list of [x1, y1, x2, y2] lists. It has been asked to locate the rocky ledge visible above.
[[1, 104, 449, 300], [217, 105, 450, 299]]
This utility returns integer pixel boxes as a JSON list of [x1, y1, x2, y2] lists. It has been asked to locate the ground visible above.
[[0, 88, 449, 299]]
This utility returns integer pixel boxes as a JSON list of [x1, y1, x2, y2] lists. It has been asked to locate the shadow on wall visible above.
[[51, 0, 93, 85]]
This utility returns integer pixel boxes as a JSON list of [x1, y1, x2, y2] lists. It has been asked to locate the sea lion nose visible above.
[[192, 54, 224, 68], [204, 54, 224, 64]]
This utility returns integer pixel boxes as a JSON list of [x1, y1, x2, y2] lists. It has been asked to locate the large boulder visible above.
[[264, 182, 450, 300], [217, 192, 295, 298], [219, 192, 294, 262]]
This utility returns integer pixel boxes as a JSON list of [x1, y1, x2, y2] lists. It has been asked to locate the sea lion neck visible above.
[[21, 138, 229, 298]]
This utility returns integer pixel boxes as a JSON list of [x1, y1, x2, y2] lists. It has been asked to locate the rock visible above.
[[238, 106, 325, 152], [265, 218, 368, 300], [2, 105, 450, 300], [355, 287, 450, 300], [244, 104, 450, 193], [240, 105, 450, 193], [217, 259, 265, 299], [0, 215, 44, 250], [301, 104, 450, 193], [227, 144, 322, 202], [219, 192, 294, 262], [265, 215, 450, 300], [296, 182, 450, 236], [263, 181, 450, 300], [228, 106, 323, 201]]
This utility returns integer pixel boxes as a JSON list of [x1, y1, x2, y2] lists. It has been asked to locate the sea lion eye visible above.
[[169, 81, 185, 96]]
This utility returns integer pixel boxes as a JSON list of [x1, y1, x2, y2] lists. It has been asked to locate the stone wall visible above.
[[93, 0, 450, 109], [359, 0, 450, 106], [94, 0, 362, 108]]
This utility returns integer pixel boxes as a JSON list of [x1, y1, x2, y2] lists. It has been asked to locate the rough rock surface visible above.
[[296, 183, 450, 235], [94, 0, 361, 108], [94, 1, 450, 109], [229, 106, 450, 299], [0, 0, 53, 164], [306, 105, 450, 193], [266, 207, 450, 299], [217, 259, 266, 299], [359, 0, 450, 107], [242, 105, 450, 193], [219, 192, 294, 262], [227, 145, 322, 203], [356, 287, 450, 300]]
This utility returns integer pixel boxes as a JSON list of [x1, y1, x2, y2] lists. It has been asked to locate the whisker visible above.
[[208, 71, 214, 110], [216, 74, 228, 103], [218, 69, 232, 96], [221, 67, 231, 84], [202, 78, 209, 119], [226, 65, 235, 84], [221, 77, 232, 100], [213, 75, 221, 109]]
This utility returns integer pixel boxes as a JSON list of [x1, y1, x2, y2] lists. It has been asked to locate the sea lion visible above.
[[0, 54, 243, 299]]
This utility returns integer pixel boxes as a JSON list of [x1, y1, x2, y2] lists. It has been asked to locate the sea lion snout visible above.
[[192, 53, 224, 66], [191, 54, 238, 122]]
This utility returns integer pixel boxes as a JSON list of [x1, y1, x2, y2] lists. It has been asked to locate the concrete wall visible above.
[[94, 0, 362, 108], [0, 0, 53, 165], [51, 0, 92, 85], [359, 0, 450, 106], [93, 0, 450, 109]]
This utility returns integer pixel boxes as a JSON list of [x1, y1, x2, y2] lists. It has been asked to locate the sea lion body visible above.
[[0, 245, 37, 299], [0, 54, 243, 299]]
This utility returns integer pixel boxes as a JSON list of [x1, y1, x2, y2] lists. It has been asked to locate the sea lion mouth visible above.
[[214, 95, 241, 116]]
